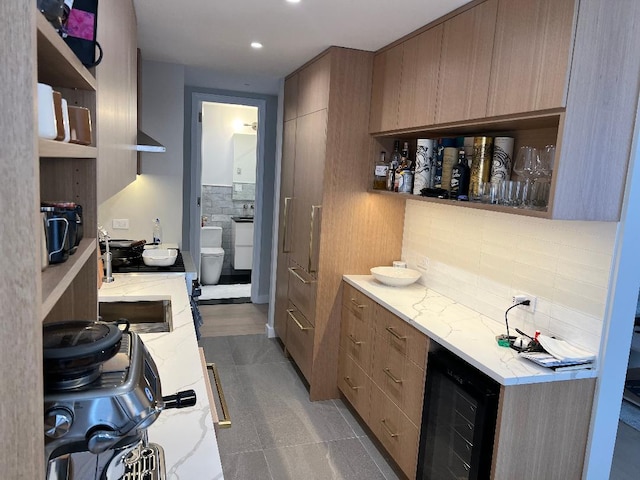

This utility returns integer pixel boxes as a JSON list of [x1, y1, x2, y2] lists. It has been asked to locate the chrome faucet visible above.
[[98, 226, 115, 283]]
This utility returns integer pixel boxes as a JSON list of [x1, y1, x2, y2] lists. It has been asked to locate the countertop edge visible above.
[[343, 275, 597, 386]]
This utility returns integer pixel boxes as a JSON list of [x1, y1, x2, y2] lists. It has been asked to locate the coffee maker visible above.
[[43, 321, 196, 479]]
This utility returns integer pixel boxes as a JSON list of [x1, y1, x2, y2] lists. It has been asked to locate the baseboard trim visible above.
[[265, 323, 276, 338]]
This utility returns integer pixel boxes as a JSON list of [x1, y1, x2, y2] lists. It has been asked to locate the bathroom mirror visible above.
[[232, 133, 257, 201]]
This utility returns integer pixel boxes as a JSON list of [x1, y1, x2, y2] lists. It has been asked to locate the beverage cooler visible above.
[[417, 348, 500, 479]]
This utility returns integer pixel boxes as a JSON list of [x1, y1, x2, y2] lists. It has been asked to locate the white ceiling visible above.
[[133, 0, 471, 80]]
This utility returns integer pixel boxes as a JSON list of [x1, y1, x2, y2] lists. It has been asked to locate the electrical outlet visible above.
[[416, 256, 430, 271], [512, 294, 537, 313], [112, 218, 129, 230]]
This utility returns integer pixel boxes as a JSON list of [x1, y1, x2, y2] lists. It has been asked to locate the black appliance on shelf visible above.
[[417, 348, 500, 480]]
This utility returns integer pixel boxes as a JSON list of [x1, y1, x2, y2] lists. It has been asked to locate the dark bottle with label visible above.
[[398, 142, 413, 193], [450, 148, 470, 200], [387, 140, 401, 191]]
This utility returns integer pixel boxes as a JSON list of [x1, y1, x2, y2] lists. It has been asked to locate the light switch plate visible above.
[[112, 218, 129, 229]]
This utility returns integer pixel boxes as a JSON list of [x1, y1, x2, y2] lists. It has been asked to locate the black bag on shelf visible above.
[[63, 0, 103, 68]]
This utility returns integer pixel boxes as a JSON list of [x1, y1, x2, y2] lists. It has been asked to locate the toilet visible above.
[[200, 226, 225, 285]]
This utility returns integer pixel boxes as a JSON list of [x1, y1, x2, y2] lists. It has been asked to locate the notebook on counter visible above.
[[520, 335, 596, 371]]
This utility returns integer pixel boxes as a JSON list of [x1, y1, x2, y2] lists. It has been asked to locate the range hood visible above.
[[136, 130, 166, 153]]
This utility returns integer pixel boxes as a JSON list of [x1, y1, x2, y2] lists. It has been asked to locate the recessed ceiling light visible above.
[[287, 0, 301, 3], [251, 42, 263, 49]]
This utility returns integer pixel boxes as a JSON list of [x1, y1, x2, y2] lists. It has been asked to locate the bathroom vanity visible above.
[[231, 217, 254, 270]]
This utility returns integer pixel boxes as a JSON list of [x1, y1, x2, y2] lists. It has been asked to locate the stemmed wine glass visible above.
[[530, 145, 555, 209], [512, 146, 538, 207]]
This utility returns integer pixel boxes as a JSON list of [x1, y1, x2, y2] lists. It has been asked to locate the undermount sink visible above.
[[231, 216, 254, 222], [99, 300, 173, 333]]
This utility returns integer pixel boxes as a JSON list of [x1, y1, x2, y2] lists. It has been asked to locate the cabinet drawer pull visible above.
[[205, 362, 232, 428], [287, 309, 312, 331], [288, 267, 316, 284], [385, 326, 406, 340], [380, 419, 398, 438], [348, 334, 362, 346], [344, 376, 361, 390], [383, 367, 403, 384], [350, 298, 366, 309], [282, 197, 292, 253]]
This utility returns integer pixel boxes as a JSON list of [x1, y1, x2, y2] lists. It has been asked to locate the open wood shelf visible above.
[[36, 12, 96, 91], [39, 139, 97, 158], [369, 190, 551, 218], [41, 237, 97, 320]]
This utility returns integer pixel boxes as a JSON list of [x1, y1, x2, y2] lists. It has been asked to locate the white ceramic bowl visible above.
[[142, 248, 178, 267], [370, 266, 421, 287]]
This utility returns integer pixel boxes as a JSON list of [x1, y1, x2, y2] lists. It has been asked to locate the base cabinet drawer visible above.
[[340, 306, 373, 373], [342, 283, 373, 319], [371, 331, 426, 426], [338, 349, 371, 423], [373, 303, 428, 368], [288, 265, 317, 325], [370, 382, 420, 479], [286, 304, 314, 381]]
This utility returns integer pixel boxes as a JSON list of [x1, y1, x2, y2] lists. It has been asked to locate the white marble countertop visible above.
[[99, 274, 223, 479], [344, 275, 598, 386]]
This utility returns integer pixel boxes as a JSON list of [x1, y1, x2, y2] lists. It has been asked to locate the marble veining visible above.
[[99, 274, 223, 479], [344, 275, 598, 386]]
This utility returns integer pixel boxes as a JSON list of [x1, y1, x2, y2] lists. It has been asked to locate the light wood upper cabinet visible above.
[[96, 0, 137, 204], [435, 0, 497, 124], [369, 43, 403, 133], [297, 53, 331, 117], [397, 25, 442, 130], [486, 0, 577, 117]]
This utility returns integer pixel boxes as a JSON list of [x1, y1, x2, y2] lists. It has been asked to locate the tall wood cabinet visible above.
[[274, 47, 405, 400]]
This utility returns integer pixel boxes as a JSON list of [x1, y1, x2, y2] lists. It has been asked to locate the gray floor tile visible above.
[[227, 335, 288, 365], [333, 398, 368, 438], [357, 435, 402, 480], [236, 362, 310, 410], [264, 438, 387, 480], [253, 399, 357, 448], [199, 336, 235, 366], [220, 450, 272, 480]]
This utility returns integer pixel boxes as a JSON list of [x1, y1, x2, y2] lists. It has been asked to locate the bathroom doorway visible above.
[[186, 92, 270, 304]]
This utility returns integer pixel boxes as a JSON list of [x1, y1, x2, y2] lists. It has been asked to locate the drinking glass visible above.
[[513, 146, 538, 207]]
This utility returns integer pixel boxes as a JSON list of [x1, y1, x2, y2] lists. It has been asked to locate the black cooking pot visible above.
[[43, 320, 129, 390]]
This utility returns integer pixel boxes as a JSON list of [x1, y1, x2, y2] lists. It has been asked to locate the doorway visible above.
[[187, 92, 267, 304]]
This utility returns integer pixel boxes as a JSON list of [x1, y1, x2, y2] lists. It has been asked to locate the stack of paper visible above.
[[520, 335, 595, 372]]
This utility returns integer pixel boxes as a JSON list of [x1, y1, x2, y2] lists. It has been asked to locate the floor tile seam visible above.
[[356, 436, 394, 480], [260, 434, 366, 453], [329, 402, 371, 441], [219, 445, 265, 456]]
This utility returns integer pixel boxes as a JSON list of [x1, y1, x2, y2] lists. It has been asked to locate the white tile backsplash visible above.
[[402, 200, 617, 352]]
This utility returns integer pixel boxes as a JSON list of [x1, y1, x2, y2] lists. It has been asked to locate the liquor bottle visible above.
[[387, 140, 401, 191], [373, 151, 388, 190], [397, 142, 413, 193], [450, 148, 470, 200]]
